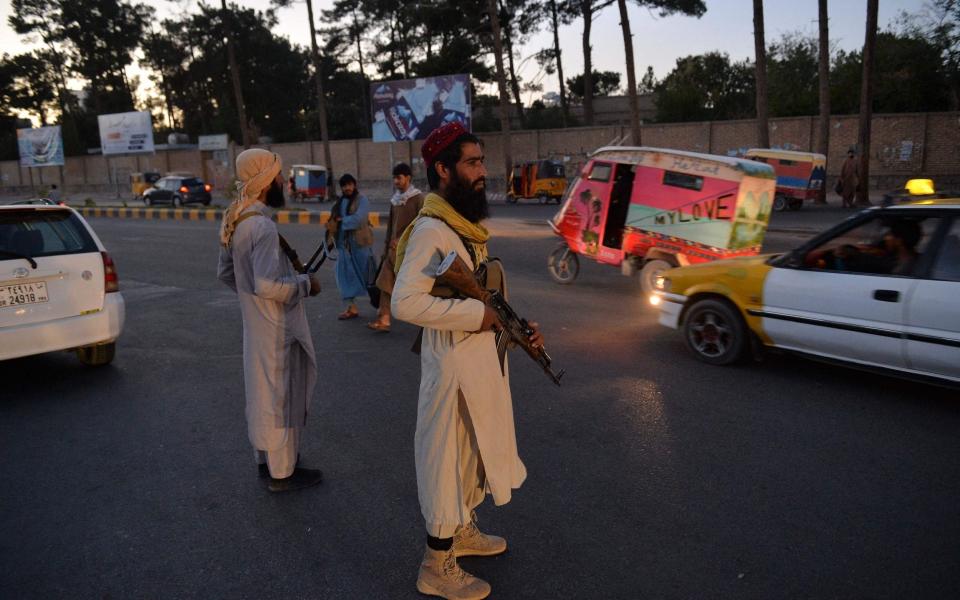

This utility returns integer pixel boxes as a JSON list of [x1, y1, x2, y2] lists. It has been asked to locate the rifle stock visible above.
[[433, 252, 565, 386]]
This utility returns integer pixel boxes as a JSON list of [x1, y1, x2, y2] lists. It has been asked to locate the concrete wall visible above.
[[3, 112, 957, 196]]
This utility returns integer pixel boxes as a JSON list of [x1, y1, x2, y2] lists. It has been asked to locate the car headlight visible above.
[[654, 275, 671, 292]]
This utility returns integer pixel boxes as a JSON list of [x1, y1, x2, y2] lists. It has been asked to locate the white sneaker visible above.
[[416, 545, 491, 600], [453, 512, 507, 557]]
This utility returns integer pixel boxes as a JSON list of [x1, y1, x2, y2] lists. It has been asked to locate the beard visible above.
[[264, 179, 285, 208], [445, 171, 488, 223]]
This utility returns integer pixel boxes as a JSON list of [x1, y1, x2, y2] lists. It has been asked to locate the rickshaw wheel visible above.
[[538, 194, 549, 205], [506, 195, 518, 204], [640, 259, 672, 295], [773, 194, 788, 212], [548, 244, 579, 284]]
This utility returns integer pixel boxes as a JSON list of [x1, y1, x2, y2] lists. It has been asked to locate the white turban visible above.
[[219, 149, 283, 247]]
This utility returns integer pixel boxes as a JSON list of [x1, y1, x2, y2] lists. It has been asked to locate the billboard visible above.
[[98, 111, 155, 155], [198, 134, 229, 151], [17, 126, 65, 167], [371, 74, 471, 142]]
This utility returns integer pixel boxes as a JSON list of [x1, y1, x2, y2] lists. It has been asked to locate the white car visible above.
[[1, 204, 125, 365], [652, 200, 960, 386]]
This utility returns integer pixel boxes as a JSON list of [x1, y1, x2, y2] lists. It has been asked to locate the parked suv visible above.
[[0, 205, 125, 366], [143, 176, 212, 206]]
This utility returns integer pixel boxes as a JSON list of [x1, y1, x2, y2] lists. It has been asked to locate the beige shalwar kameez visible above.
[[217, 203, 318, 478], [392, 217, 527, 538]]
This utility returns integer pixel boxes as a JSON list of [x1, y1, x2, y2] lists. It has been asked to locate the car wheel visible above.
[[683, 299, 747, 365], [506, 195, 517, 204], [538, 193, 549, 205], [773, 194, 787, 212], [203, 199, 211, 206], [547, 243, 579, 284], [640, 259, 672, 295], [173, 195, 182, 207], [76, 342, 116, 367]]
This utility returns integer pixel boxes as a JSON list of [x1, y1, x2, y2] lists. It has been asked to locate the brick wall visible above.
[[3, 112, 957, 195]]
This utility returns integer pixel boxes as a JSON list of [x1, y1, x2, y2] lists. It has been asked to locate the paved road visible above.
[[2, 207, 958, 599]]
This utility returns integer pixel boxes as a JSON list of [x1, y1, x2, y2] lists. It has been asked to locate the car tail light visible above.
[[204, 184, 212, 192], [102, 252, 119, 293], [179, 186, 188, 193]]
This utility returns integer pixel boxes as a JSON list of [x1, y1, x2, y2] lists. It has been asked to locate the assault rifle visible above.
[[432, 251, 565, 386], [299, 232, 338, 274]]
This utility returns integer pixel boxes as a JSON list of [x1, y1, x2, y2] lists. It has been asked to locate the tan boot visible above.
[[453, 511, 507, 557], [416, 545, 491, 600]]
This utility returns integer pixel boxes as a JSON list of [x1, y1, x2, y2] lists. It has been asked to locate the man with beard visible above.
[[392, 122, 543, 600], [328, 173, 374, 320], [217, 149, 323, 493], [368, 162, 424, 332]]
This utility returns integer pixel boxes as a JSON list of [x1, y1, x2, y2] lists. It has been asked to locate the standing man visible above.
[[217, 148, 323, 493], [839, 149, 860, 209], [328, 173, 373, 320], [392, 122, 543, 600], [368, 162, 424, 332]]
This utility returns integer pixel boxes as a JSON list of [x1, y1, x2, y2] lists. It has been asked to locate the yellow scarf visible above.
[[394, 192, 489, 273]]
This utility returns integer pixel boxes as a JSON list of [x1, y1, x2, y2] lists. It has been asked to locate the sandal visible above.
[[367, 321, 391, 333], [337, 309, 359, 320]]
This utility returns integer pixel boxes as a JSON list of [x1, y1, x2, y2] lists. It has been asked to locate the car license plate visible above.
[[0, 281, 49, 308]]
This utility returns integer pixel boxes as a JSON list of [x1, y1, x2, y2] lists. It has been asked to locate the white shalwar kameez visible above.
[[392, 217, 527, 537], [217, 203, 318, 478]]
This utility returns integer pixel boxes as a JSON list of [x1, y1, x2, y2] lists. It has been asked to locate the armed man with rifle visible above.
[[392, 122, 552, 600], [217, 149, 323, 494]]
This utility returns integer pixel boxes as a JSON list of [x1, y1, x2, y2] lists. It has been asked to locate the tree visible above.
[[219, 0, 254, 147], [638, 65, 657, 93], [542, 0, 578, 125], [321, 0, 372, 135], [486, 0, 513, 179], [654, 52, 755, 122], [575, 0, 614, 125], [767, 33, 818, 117], [857, 0, 879, 205], [817, 0, 830, 203], [4, 52, 59, 125], [567, 70, 620, 101], [615, 0, 705, 144], [753, 0, 769, 147]]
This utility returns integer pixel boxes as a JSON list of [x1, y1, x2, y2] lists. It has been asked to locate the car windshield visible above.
[[0, 209, 98, 259]]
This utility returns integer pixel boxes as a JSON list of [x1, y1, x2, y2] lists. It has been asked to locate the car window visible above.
[[182, 178, 202, 186], [802, 214, 941, 277], [0, 210, 98, 258], [588, 162, 612, 182], [929, 219, 960, 282]]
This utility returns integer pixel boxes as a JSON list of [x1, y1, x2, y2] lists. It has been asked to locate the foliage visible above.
[[566, 71, 621, 101], [654, 52, 755, 122]]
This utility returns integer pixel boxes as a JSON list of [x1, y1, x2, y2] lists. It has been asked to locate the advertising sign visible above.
[[98, 111, 155, 155], [370, 74, 471, 142], [16, 126, 64, 167], [198, 134, 229, 151]]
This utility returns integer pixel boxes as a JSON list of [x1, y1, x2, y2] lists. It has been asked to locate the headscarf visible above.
[[394, 192, 489, 272], [390, 185, 422, 206], [219, 149, 282, 247]]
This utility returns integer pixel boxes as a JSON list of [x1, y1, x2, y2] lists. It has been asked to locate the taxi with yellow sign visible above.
[[651, 187, 960, 386]]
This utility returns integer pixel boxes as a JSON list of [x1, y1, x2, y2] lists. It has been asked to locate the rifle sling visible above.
[[234, 211, 305, 274]]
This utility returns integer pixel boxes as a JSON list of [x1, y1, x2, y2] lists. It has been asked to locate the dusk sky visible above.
[[0, 0, 929, 105]]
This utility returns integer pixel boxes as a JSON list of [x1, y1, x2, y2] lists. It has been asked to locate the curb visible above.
[[76, 207, 383, 227]]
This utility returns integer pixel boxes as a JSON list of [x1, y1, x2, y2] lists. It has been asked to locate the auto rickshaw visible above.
[[289, 164, 328, 202], [506, 160, 566, 204], [131, 171, 161, 201], [743, 149, 825, 211], [548, 146, 777, 293]]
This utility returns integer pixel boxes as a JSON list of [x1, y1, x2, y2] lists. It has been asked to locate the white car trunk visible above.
[[0, 252, 105, 328]]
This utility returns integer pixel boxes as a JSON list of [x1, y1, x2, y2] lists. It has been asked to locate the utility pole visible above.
[[816, 0, 830, 204], [753, 0, 770, 147]]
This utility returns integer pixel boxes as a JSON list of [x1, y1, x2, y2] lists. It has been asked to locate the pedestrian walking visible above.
[[392, 122, 543, 600], [328, 173, 374, 320], [368, 162, 424, 333], [216, 148, 323, 493], [839, 149, 859, 208]]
